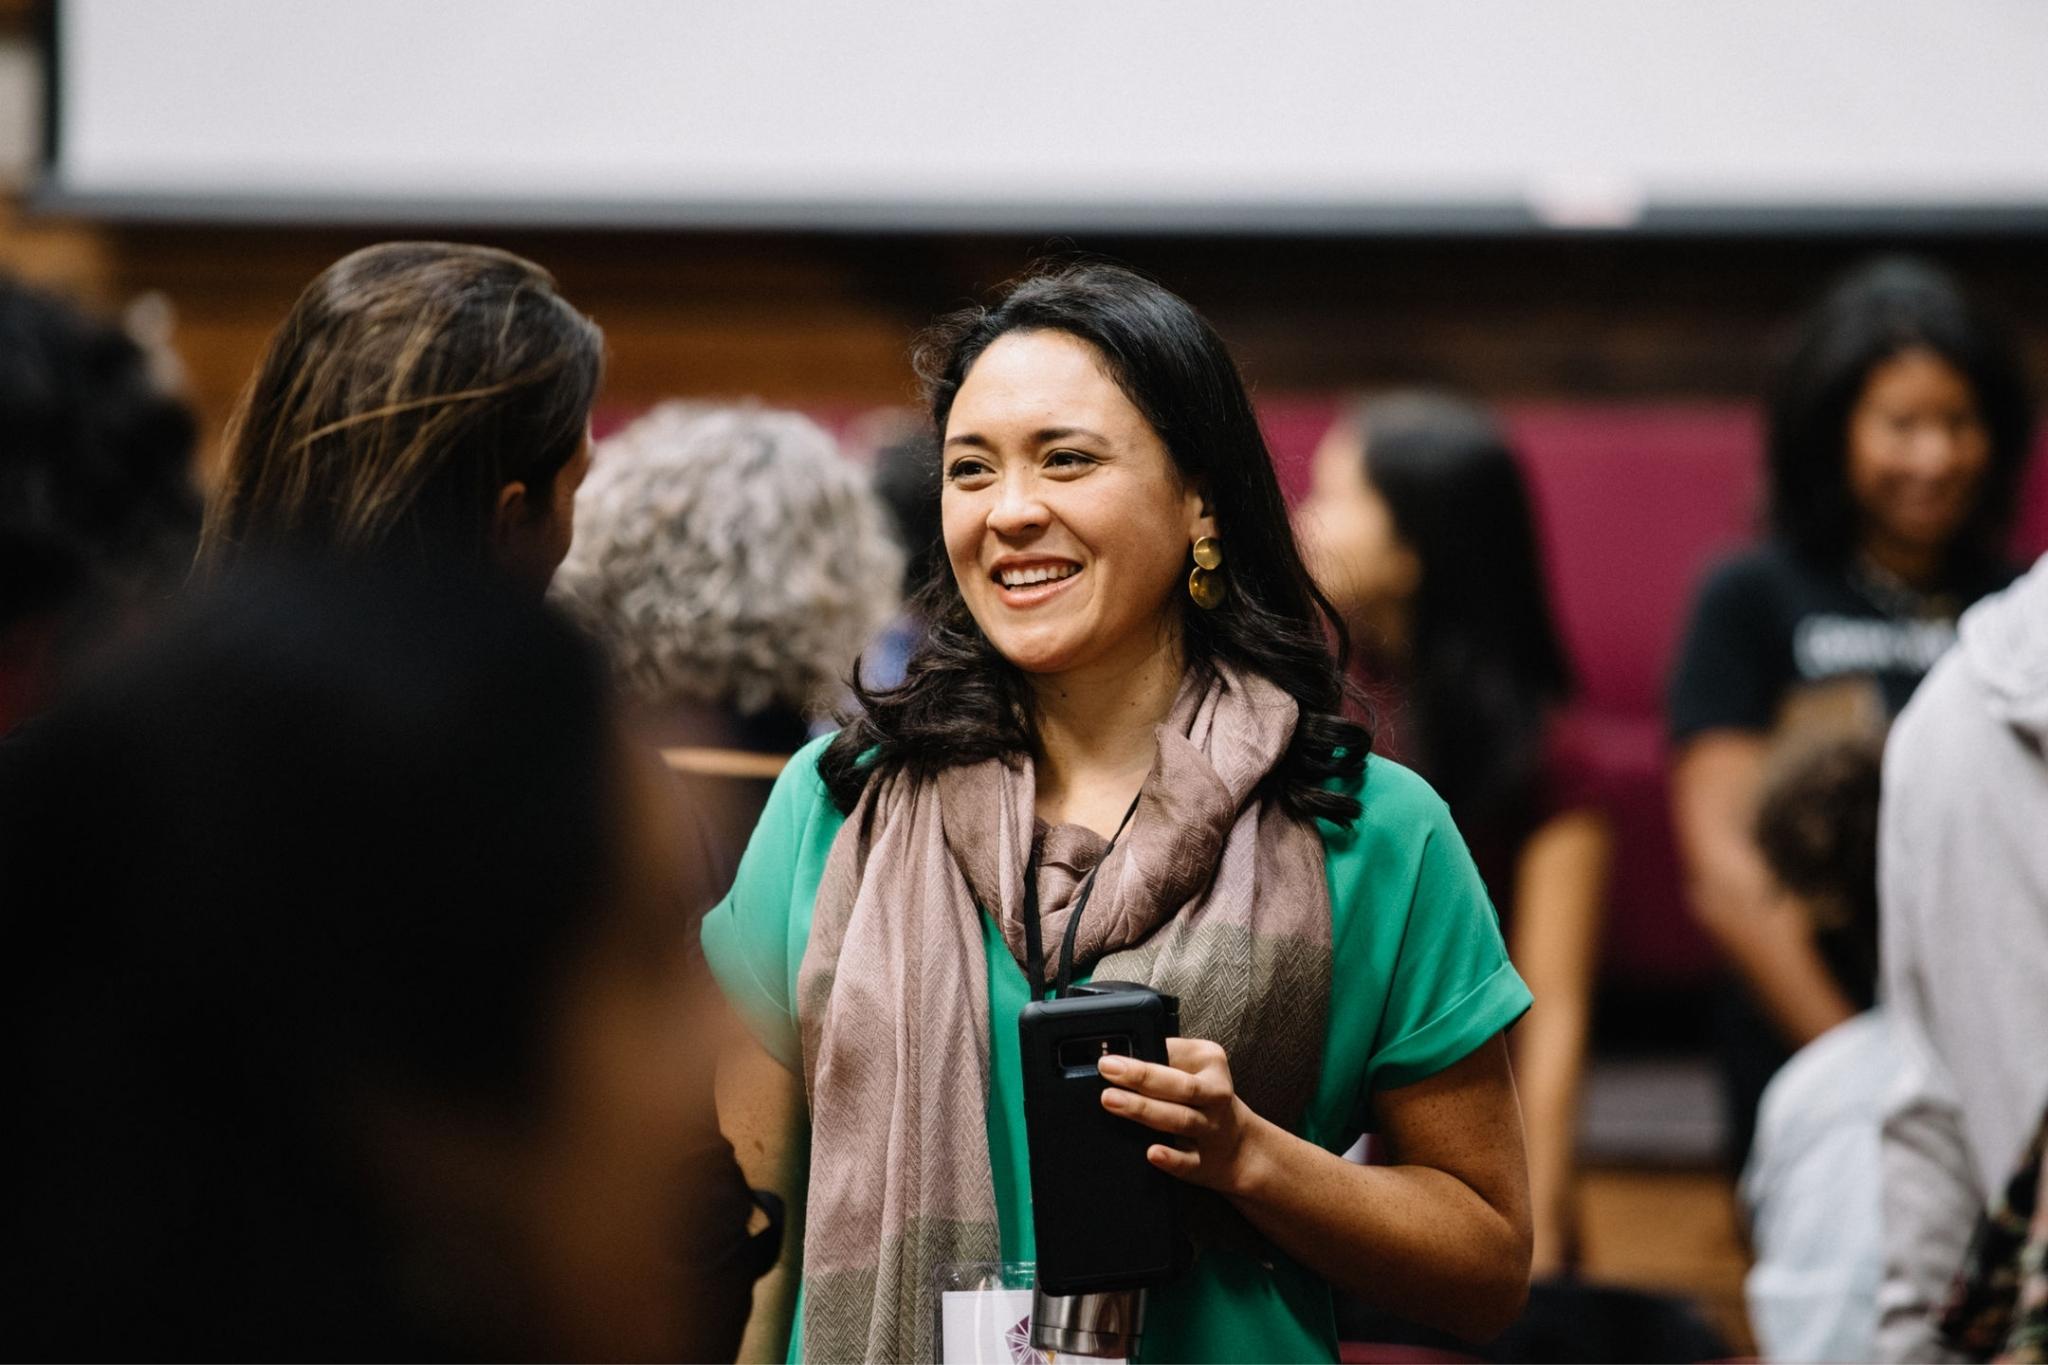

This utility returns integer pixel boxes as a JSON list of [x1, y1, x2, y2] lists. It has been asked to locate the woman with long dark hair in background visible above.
[[1299, 392, 1611, 1281], [1667, 256, 2035, 1167], [706, 262, 1533, 1363]]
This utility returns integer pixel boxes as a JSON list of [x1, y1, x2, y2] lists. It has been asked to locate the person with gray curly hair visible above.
[[553, 402, 903, 875]]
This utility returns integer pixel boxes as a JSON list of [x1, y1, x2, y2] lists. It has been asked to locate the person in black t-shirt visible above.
[[1667, 256, 2035, 1167], [1670, 541, 2016, 739]]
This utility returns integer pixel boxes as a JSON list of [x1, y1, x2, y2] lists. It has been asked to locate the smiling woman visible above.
[[703, 261, 1535, 1363]]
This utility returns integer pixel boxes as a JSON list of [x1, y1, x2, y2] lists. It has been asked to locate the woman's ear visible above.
[[493, 480, 533, 546], [492, 479, 554, 586], [1185, 477, 1219, 541]]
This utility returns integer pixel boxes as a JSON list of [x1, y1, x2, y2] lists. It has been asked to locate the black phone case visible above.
[[1017, 983, 1182, 1296]]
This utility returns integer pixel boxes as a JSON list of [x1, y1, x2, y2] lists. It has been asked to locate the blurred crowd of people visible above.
[[2, 240, 2043, 1363]]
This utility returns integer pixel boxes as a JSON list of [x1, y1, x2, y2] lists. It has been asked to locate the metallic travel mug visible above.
[[1031, 1285, 1146, 1359]]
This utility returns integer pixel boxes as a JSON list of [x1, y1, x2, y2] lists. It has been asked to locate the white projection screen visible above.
[[40, 0, 2048, 231]]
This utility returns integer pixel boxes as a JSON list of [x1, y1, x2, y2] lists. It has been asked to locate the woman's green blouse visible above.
[[702, 734, 1531, 1364]]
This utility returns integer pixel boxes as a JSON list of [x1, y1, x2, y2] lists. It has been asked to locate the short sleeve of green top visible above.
[[702, 734, 1530, 1364]]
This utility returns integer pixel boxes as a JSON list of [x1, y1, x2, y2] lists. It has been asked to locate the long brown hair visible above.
[[196, 242, 602, 578]]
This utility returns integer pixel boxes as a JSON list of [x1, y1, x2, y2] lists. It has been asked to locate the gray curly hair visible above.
[[552, 402, 904, 717]]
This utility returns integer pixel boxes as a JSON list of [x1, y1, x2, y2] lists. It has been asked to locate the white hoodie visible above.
[[1876, 552, 2048, 1363]]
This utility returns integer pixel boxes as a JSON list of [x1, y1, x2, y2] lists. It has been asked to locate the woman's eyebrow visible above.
[[942, 425, 1109, 451], [1034, 425, 1107, 446]]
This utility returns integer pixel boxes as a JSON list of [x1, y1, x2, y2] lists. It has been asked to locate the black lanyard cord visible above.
[[1021, 788, 1144, 1001]]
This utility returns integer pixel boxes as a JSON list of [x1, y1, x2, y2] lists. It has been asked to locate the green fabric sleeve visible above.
[[1363, 776, 1533, 1093], [699, 733, 838, 1069]]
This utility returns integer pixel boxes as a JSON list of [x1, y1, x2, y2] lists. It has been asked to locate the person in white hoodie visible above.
[[1877, 551, 2048, 1362]]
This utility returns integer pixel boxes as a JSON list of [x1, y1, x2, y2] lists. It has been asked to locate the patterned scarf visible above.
[[795, 664, 1333, 1362]]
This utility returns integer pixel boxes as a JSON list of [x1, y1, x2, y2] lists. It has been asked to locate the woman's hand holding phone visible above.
[[1098, 1038, 1276, 1197]]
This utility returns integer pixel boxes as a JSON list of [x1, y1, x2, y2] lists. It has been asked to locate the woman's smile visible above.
[[991, 556, 1084, 607]]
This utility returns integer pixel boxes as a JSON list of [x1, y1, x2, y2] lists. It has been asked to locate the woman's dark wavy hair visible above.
[[1348, 392, 1572, 840], [822, 260, 1369, 823], [1767, 255, 2034, 572]]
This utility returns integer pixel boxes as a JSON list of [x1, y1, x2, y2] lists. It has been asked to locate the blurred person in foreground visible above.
[[551, 402, 903, 884], [2, 565, 767, 1360], [0, 277, 198, 735], [706, 262, 1532, 1362], [1668, 256, 2035, 1167], [194, 241, 601, 593], [1298, 392, 1611, 1282], [1877, 551, 2048, 1362], [1738, 732, 1888, 1363]]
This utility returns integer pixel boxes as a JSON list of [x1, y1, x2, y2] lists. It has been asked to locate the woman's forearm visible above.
[[716, 1023, 806, 1364], [1507, 808, 1611, 1276], [1226, 1114, 1531, 1342], [1513, 1004, 1588, 1277], [1689, 837, 1855, 1045], [1102, 1036, 1531, 1344], [1673, 736, 1854, 1047]]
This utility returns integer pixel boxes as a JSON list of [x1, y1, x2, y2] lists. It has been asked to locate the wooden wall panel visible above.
[[5, 202, 2046, 478]]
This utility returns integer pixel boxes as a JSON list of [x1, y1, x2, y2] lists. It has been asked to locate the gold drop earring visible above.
[[1188, 535, 1225, 609]]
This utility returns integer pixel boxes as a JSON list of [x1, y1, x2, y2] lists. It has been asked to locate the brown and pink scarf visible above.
[[795, 664, 1334, 1362]]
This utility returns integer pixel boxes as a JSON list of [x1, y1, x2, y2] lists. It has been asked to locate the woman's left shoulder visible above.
[[1316, 751, 1460, 853], [1328, 750, 1510, 897], [1315, 755, 1528, 1091], [1312, 753, 1487, 925]]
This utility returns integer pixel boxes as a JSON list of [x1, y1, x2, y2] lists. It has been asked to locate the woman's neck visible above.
[[1353, 598, 1414, 673], [1030, 636, 1186, 836], [1858, 533, 1947, 591]]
